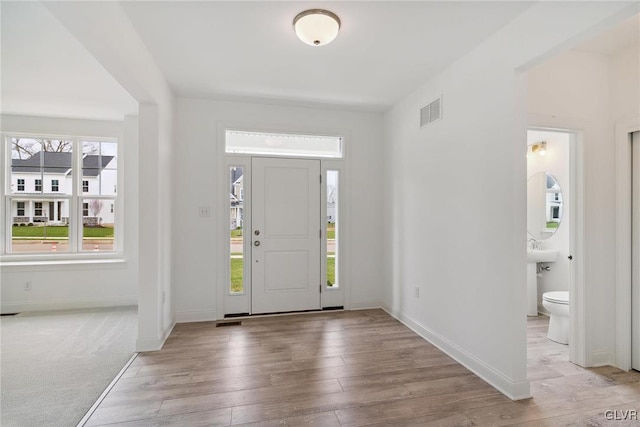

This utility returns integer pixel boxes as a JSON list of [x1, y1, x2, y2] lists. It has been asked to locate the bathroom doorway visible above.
[[526, 128, 582, 372]]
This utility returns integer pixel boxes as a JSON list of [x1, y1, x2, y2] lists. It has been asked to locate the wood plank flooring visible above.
[[84, 310, 640, 426]]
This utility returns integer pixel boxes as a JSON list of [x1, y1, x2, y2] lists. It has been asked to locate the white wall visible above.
[[43, 2, 176, 351], [172, 98, 385, 321], [526, 130, 571, 308], [382, 1, 638, 400], [610, 45, 640, 123], [528, 43, 639, 365], [0, 114, 138, 312]]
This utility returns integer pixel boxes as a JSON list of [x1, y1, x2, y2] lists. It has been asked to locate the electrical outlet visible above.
[[198, 206, 211, 217], [24, 281, 32, 291], [414, 287, 420, 298]]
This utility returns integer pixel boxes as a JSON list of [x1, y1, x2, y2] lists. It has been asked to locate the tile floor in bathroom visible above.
[[527, 315, 640, 405]]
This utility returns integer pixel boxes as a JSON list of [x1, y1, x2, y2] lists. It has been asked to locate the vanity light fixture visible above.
[[531, 141, 547, 156], [293, 9, 341, 46]]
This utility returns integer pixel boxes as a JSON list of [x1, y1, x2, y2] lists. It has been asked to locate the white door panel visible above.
[[252, 157, 321, 313]]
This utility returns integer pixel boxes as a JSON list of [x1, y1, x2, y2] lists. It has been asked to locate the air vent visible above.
[[420, 96, 442, 127]]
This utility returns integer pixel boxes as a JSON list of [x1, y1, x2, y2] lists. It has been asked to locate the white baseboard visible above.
[[537, 303, 549, 316], [382, 304, 531, 401], [1, 296, 137, 313], [136, 321, 175, 352], [350, 299, 382, 310], [175, 309, 218, 323], [591, 350, 613, 367]]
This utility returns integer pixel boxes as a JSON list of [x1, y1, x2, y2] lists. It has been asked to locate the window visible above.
[[229, 166, 244, 293], [225, 130, 343, 158], [5, 136, 119, 255], [326, 170, 339, 288]]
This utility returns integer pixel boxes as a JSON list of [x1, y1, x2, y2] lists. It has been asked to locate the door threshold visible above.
[[224, 306, 344, 319]]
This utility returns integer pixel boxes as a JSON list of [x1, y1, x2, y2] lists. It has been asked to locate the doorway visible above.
[[221, 130, 345, 318], [250, 157, 321, 314]]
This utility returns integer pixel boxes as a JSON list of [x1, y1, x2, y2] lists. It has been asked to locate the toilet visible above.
[[542, 291, 569, 344]]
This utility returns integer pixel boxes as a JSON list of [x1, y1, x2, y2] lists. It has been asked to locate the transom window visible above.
[[3, 136, 119, 255], [225, 130, 343, 158]]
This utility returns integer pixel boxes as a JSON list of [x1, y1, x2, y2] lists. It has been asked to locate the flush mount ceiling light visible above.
[[293, 9, 341, 46]]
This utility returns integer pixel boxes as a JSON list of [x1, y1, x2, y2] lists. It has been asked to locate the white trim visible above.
[[615, 119, 640, 370], [217, 122, 350, 318], [1, 297, 136, 313], [382, 305, 531, 400], [175, 309, 218, 323], [350, 299, 383, 310], [528, 121, 586, 367], [591, 350, 614, 367], [0, 258, 126, 269], [136, 321, 175, 352], [77, 353, 138, 427]]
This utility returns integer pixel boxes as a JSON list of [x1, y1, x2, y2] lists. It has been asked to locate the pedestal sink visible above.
[[527, 249, 558, 316]]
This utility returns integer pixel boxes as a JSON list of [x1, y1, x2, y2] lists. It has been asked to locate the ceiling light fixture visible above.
[[293, 9, 341, 46]]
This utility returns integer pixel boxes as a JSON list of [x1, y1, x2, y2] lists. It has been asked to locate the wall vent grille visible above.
[[420, 96, 442, 127]]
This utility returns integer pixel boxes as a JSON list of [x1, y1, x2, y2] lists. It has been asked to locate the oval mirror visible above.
[[527, 172, 563, 240]]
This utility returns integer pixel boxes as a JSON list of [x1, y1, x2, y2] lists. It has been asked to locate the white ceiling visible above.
[[576, 13, 639, 56], [121, 1, 533, 111], [2, 2, 635, 121], [0, 2, 137, 121]]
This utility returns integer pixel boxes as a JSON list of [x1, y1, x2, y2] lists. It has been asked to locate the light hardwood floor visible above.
[[84, 310, 640, 426]]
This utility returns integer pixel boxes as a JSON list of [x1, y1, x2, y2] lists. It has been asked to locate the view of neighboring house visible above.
[[229, 168, 338, 229], [11, 151, 116, 225], [230, 167, 243, 229]]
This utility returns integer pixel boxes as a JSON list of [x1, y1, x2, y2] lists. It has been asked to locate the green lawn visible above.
[[327, 256, 336, 287], [231, 258, 244, 293], [12, 225, 114, 238], [231, 228, 243, 238], [327, 225, 335, 240], [231, 257, 335, 291], [546, 221, 559, 229]]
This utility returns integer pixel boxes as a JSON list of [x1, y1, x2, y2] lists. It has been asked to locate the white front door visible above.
[[251, 157, 321, 314]]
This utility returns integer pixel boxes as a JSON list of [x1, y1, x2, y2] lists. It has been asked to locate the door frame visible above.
[[217, 125, 349, 319], [528, 123, 586, 367], [615, 119, 640, 370]]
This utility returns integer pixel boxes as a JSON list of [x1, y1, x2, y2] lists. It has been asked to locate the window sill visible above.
[[0, 256, 127, 271]]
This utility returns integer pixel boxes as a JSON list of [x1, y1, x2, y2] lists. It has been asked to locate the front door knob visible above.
[[254, 241, 260, 246]]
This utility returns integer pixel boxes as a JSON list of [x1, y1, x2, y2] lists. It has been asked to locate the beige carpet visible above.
[[1, 306, 137, 427]]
